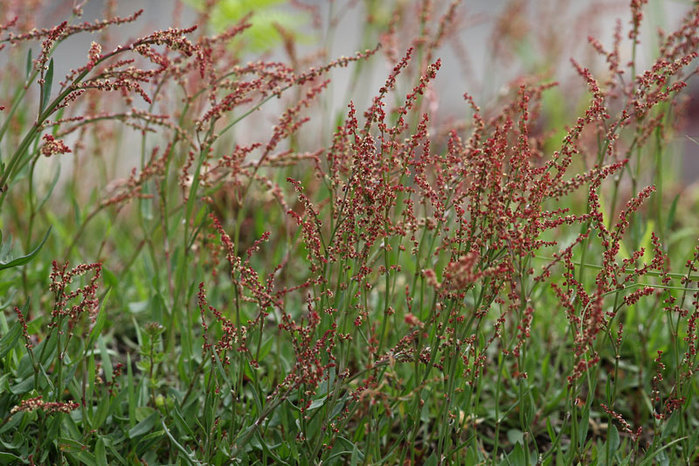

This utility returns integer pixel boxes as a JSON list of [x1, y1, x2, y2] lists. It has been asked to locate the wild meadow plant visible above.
[[0, 0, 697, 464]]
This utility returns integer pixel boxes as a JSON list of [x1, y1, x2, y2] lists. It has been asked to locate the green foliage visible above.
[[185, 0, 312, 53]]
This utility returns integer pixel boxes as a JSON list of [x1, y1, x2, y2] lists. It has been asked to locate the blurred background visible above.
[[8, 0, 699, 185]]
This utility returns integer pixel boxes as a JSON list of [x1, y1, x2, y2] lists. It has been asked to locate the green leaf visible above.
[[25, 48, 32, 80], [639, 436, 688, 466], [94, 438, 107, 465], [40, 58, 54, 114], [103, 267, 118, 290], [507, 429, 524, 445], [424, 453, 439, 466], [104, 437, 127, 465], [92, 395, 111, 430], [169, 401, 195, 436], [464, 446, 481, 465], [0, 413, 22, 435], [507, 441, 527, 466], [665, 194, 679, 231], [606, 425, 620, 462], [128, 411, 159, 438], [127, 353, 136, 427], [326, 436, 362, 463], [307, 395, 327, 411], [234, 423, 258, 452], [65, 450, 96, 465], [58, 437, 95, 462], [250, 428, 284, 463], [578, 405, 590, 448], [135, 406, 155, 423], [0, 321, 22, 360], [661, 411, 679, 440], [160, 418, 196, 465], [98, 336, 113, 383], [9, 376, 35, 394], [0, 452, 23, 465], [0, 227, 51, 272]]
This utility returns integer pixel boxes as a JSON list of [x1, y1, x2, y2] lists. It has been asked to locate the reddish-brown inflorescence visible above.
[[10, 396, 79, 415], [13, 306, 32, 349], [17, 0, 692, 460], [39, 134, 71, 157], [48, 260, 102, 329]]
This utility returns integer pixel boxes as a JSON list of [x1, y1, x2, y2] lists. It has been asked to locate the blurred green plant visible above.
[[185, 0, 312, 53]]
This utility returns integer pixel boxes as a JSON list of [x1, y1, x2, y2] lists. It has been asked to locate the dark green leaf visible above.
[[105, 439, 128, 465], [0, 321, 22, 360], [661, 411, 679, 440], [0, 227, 51, 272], [61, 413, 82, 440], [58, 437, 89, 451], [606, 425, 620, 463], [136, 431, 165, 456], [503, 441, 527, 466], [251, 428, 285, 463], [464, 446, 480, 465], [92, 395, 111, 430], [546, 417, 557, 443], [424, 452, 438, 466], [0, 452, 23, 465], [9, 376, 34, 394], [160, 419, 196, 465], [94, 438, 107, 466], [170, 402, 196, 438], [578, 405, 590, 448], [128, 411, 158, 438], [98, 336, 113, 383], [65, 450, 96, 465], [127, 353, 136, 427]]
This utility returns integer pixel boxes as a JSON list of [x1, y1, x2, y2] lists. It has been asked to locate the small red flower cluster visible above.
[[39, 134, 71, 157], [10, 395, 79, 415]]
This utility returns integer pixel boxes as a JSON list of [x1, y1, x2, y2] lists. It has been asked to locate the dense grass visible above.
[[0, 1, 697, 464]]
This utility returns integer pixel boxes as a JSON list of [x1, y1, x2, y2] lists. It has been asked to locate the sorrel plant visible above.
[[0, 0, 697, 464]]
